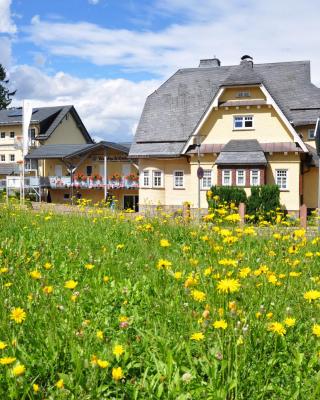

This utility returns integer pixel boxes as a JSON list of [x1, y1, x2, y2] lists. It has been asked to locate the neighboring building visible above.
[[130, 55, 320, 213], [0, 105, 93, 178], [26, 141, 139, 209]]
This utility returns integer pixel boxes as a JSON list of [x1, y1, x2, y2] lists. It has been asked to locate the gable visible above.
[[219, 86, 266, 103], [45, 113, 88, 145]]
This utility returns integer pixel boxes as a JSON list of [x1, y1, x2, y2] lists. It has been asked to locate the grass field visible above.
[[0, 204, 320, 399]]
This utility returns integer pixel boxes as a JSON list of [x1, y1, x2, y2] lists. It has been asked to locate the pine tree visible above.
[[0, 64, 16, 109]]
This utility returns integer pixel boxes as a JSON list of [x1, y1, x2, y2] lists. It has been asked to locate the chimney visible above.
[[199, 57, 221, 68], [240, 55, 253, 68]]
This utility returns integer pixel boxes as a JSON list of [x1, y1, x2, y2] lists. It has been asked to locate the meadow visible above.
[[0, 203, 320, 399]]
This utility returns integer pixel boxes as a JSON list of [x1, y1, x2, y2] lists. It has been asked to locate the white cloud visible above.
[[24, 0, 320, 85], [10, 65, 159, 142], [0, 37, 12, 67], [0, 0, 16, 33], [88, 0, 100, 4]]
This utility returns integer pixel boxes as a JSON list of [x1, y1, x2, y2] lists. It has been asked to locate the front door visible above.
[[123, 195, 139, 212]]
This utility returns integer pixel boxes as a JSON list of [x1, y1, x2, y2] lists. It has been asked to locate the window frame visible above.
[[173, 170, 184, 189], [222, 169, 232, 186], [276, 169, 288, 190], [250, 169, 260, 186], [141, 170, 151, 188], [0, 154, 5, 162], [9, 131, 15, 139], [201, 169, 213, 190], [308, 128, 315, 140], [9, 154, 15, 162], [0, 132, 5, 139], [153, 170, 163, 188], [233, 115, 254, 130], [236, 169, 245, 186]]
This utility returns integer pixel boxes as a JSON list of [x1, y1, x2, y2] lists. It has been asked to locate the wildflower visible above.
[[190, 332, 204, 341], [112, 367, 124, 381], [160, 239, 170, 247], [184, 274, 198, 288], [268, 322, 286, 336], [213, 320, 228, 330], [204, 267, 213, 276], [191, 290, 206, 302], [304, 290, 320, 302], [55, 379, 64, 389], [97, 359, 109, 368], [217, 279, 240, 294], [0, 357, 16, 365], [113, 344, 125, 356], [103, 276, 110, 283], [0, 341, 7, 350], [43, 262, 52, 270], [84, 263, 95, 270], [64, 280, 78, 289], [12, 363, 25, 377], [43, 286, 53, 294], [157, 259, 172, 270], [181, 372, 192, 383], [116, 244, 124, 250], [239, 267, 251, 278], [33, 383, 39, 393], [29, 270, 41, 280], [0, 267, 8, 273], [96, 330, 104, 340], [284, 318, 296, 327], [312, 324, 320, 337], [10, 307, 26, 324], [266, 312, 273, 319], [174, 271, 182, 279]]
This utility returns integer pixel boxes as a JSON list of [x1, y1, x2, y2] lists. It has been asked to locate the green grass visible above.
[[0, 205, 320, 399]]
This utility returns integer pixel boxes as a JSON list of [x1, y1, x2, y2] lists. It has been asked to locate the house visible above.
[[0, 105, 93, 178], [26, 141, 139, 209], [129, 55, 320, 213]]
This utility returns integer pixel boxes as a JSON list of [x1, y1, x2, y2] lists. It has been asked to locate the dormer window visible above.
[[308, 129, 315, 140], [236, 91, 251, 98], [233, 115, 254, 130]]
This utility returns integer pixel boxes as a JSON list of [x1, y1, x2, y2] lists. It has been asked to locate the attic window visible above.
[[233, 116, 254, 130], [236, 91, 251, 98]]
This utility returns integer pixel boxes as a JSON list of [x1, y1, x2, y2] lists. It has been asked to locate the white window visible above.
[[10, 132, 15, 138], [10, 154, 15, 162], [222, 170, 232, 186], [233, 115, 253, 129], [142, 170, 150, 187], [250, 170, 260, 186], [236, 91, 251, 98], [308, 129, 315, 140], [173, 171, 184, 188], [153, 171, 163, 187], [276, 169, 288, 190], [236, 170, 245, 186], [201, 169, 212, 189], [0, 154, 5, 162]]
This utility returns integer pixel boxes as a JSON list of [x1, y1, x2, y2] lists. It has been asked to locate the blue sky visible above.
[[0, 0, 319, 142]]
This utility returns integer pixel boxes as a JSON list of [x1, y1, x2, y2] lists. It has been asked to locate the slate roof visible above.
[[306, 144, 319, 167], [0, 106, 93, 143], [130, 59, 320, 158], [0, 163, 20, 175], [216, 140, 267, 165]]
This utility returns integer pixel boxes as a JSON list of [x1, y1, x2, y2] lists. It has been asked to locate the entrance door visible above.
[[123, 195, 139, 212], [55, 165, 62, 177]]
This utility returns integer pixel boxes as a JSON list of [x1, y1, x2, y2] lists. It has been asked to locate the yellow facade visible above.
[[45, 113, 88, 145]]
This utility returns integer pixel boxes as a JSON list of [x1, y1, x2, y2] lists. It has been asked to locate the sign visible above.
[[197, 166, 204, 179], [315, 117, 320, 156]]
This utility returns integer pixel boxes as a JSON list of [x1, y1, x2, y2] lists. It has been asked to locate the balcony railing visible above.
[[49, 176, 139, 189]]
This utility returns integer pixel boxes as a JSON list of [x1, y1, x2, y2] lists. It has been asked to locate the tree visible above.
[[0, 64, 16, 109]]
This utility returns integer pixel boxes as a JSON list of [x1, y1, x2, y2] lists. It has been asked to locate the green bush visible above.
[[246, 185, 281, 221], [207, 185, 247, 208]]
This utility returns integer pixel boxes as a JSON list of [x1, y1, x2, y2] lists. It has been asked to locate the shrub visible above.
[[207, 186, 247, 209], [247, 185, 281, 221]]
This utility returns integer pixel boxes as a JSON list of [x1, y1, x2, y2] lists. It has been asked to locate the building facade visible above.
[[130, 56, 320, 213]]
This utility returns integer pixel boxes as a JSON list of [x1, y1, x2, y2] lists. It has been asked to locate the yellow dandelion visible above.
[[55, 379, 64, 389], [157, 259, 172, 270], [116, 244, 124, 250], [213, 320, 228, 330], [43, 262, 52, 270], [97, 359, 109, 369], [304, 290, 320, 302], [0, 357, 16, 365], [112, 367, 124, 381], [268, 322, 286, 336], [10, 307, 26, 324], [191, 290, 206, 302], [103, 276, 110, 283], [64, 280, 78, 289], [113, 344, 125, 357], [190, 332, 204, 341], [96, 330, 104, 340], [173, 271, 182, 280], [0, 341, 7, 350], [12, 363, 25, 377], [217, 279, 240, 294], [43, 286, 53, 294], [160, 239, 170, 247], [29, 270, 41, 280], [312, 324, 320, 337], [84, 263, 95, 270], [33, 383, 39, 393], [284, 318, 296, 327]]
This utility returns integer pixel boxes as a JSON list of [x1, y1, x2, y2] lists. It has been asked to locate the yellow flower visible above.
[[116, 244, 124, 250], [0, 341, 7, 350], [33, 383, 39, 393], [64, 280, 78, 289], [191, 290, 206, 302], [97, 359, 109, 368], [113, 344, 125, 357], [10, 307, 26, 324], [43, 286, 53, 294], [173, 271, 182, 279], [55, 379, 64, 389], [12, 363, 25, 377], [43, 262, 52, 270], [239, 267, 251, 278], [0, 267, 8, 273], [96, 330, 104, 340], [157, 259, 172, 270], [103, 276, 110, 283], [312, 324, 320, 337], [0, 357, 16, 365], [266, 312, 273, 319], [284, 318, 296, 327], [213, 319, 228, 330], [160, 239, 170, 247], [268, 322, 286, 336], [29, 270, 41, 280], [304, 290, 320, 302], [112, 367, 124, 381], [217, 279, 240, 294], [84, 263, 95, 270], [204, 267, 213, 276], [190, 332, 204, 341]]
